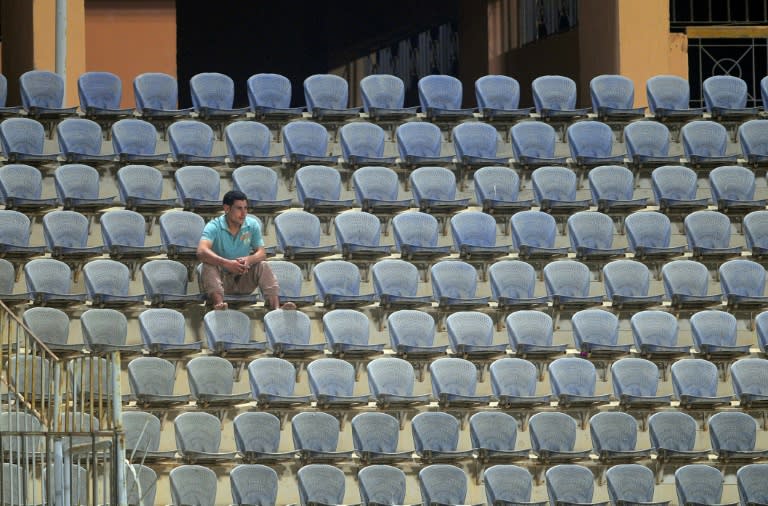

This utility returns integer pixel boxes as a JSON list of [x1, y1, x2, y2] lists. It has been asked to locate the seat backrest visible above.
[[469, 411, 518, 451], [675, 465, 724, 506], [703, 75, 748, 110], [366, 357, 418, 398], [452, 121, 500, 159], [283, 121, 329, 158], [624, 120, 671, 158], [671, 359, 720, 398], [681, 120, 728, 157], [529, 412, 577, 452], [475, 75, 521, 110], [133, 72, 182, 111], [54, 163, 100, 200], [78, 71, 122, 110], [43, 210, 90, 249], [483, 465, 535, 505], [190, 72, 235, 110], [274, 210, 322, 250], [159, 210, 206, 249], [304, 74, 350, 111], [123, 409, 163, 454], [323, 309, 371, 347], [603, 259, 650, 298], [20, 70, 65, 109], [473, 166, 521, 203], [175, 165, 221, 203], [489, 260, 537, 300], [624, 211, 673, 250], [606, 464, 656, 505], [0, 117, 46, 155], [353, 166, 400, 203], [187, 356, 235, 397], [230, 464, 278, 506], [174, 411, 223, 453], [57, 118, 104, 155], [446, 311, 494, 349], [169, 465, 217, 506], [737, 464, 768, 506], [490, 356, 542, 396], [532, 75, 578, 111], [388, 309, 437, 349], [247, 73, 293, 109], [0, 164, 44, 200], [543, 260, 591, 297], [233, 412, 283, 454], [24, 258, 72, 294], [263, 306, 312, 346], [451, 211, 498, 249], [396, 122, 443, 158], [511, 210, 558, 249], [409, 166, 458, 203], [419, 464, 468, 506], [588, 165, 635, 202], [313, 260, 361, 298], [80, 308, 128, 347], [412, 412, 460, 453], [248, 357, 299, 398], [306, 358, 357, 397], [0, 209, 34, 246], [101, 209, 147, 247], [571, 309, 620, 348], [744, 210, 768, 250], [392, 211, 440, 249], [418, 75, 463, 110], [226, 121, 273, 159], [611, 357, 660, 398], [684, 210, 733, 249], [335, 211, 382, 248], [690, 310, 738, 349], [168, 120, 215, 158], [590, 411, 639, 452], [339, 121, 386, 160], [549, 357, 598, 397], [138, 307, 186, 346], [116, 164, 165, 201], [739, 119, 768, 157], [141, 260, 189, 296], [430, 357, 480, 397], [297, 464, 346, 506], [296, 165, 342, 202], [590, 74, 635, 111], [662, 260, 711, 297], [646, 75, 692, 112], [731, 357, 768, 399], [531, 166, 577, 202], [504, 311, 554, 350], [648, 411, 698, 451], [203, 309, 252, 348], [360, 74, 406, 110], [351, 412, 401, 454], [567, 120, 615, 158], [126, 464, 158, 506], [546, 464, 594, 506], [568, 210, 616, 249], [431, 260, 479, 299], [358, 465, 407, 506], [710, 164, 756, 201], [291, 411, 340, 452], [127, 356, 176, 396], [111, 118, 158, 155], [651, 165, 700, 202], [510, 120, 557, 159], [708, 411, 757, 452], [23, 306, 70, 345]]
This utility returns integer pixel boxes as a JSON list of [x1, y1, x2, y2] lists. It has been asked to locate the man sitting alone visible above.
[[197, 190, 296, 310]]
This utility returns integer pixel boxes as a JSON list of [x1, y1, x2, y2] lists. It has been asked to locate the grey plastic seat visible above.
[[291, 411, 354, 464], [174, 411, 236, 464], [1, 463, 26, 506], [274, 210, 337, 278], [100, 210, 164, 275], [0, 411, 43, 458], [662, 260, 723, 314], [127, 356, 190, 409], [138, 307, 202, 357], [231, 164, 291, 233], [111, 118, 169, 164], [306, 357, 371, 409], [358, 464, 408, 506], [323, 308, 384, 360], [446, 311, 507, 361], [737, 464, 768, 506], [366, 356, 431, 410], [81, 307, 143, 355], [675, 465, 734, 506], [545, 464, 607, 506], [5, 355, 52, 403], [430, 357, 493, 409], [605, 464, 666, 506], [604, 259, 663, 314], [167, 119, 226, 165], [116, 164, 177, 218], [248, 357, 313, 409], [297, 463, 348, 506], [708, 411, 768, 463], [589, 411, 652, 464], [230, 464, 279, 506], [412, 411, 474, 463], [123, 411, 175, 462], [528, 412, 590, 464], [24, 257, 87, 307], [169, 465, 218, 506], [470, 411, 529, 465], [313, 260, 377, 309], [68, 355, 114, 404], [484, 464, 545, 506], [351, 412, 413, 465], [186, 355, 250, 409], [671, 359, 733, 410], [54, 163, 116, 215], [125, 463, 158, 506], [233, 412, 298, 464], [203, 309, 266, 357], [489, 261, 550, 314], [263, 309, 324, 359], [419, 464, 474, 506], [83, 258, 145, 309]]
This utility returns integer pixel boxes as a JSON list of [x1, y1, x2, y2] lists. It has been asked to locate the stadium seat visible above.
[[391, 212, 451, 278], [0, 164, 58, 216], [313, 260, 377, 309], [395, 122, 454, 180], [358, 464, 409, 506], [42, 210, 104, 275], [169, 465, 217, 506], [566, 121, 625, 181], [671, 359, 733, 412], [230, 464, 279, 505], [738, 118, 768, 169], [662, 260, 723, 314], [510, 211, 569, 270], [186, 355, 250, 410], [703, 74, 760, 125], [708, 411, 768, 463], [690, 310, 750, 367], [489, 357, 552, 426], [605, 464, 663, 506], [295, 165, 354, 227], [571, 309, 631, 373], [56, 117, 116, 167], [54, 164, 116, 216], [297, 464, 347, 506], [189, 72, 249, 136], [0, 411, 43, 457], [543, 260, 604, 325], [675, 465, 730, 506], [291, 411, 354, 464], [306, 357, 371, 410], [529, 412, 591, 465], [412, 412, 474, 463], [418, 74, 475, 124], [133, 72, 193, 139], [431, 260, 490, 326], [419, 464, 474, 505], [730, 358, 768, 413], [78, 71, 133, 130], [234, 412, 297, 463], [0, 117, 61, 165], [0, 73, 23, 119], [567, 211, 626, 274], [611, 357, 671, 419], [510, 121, 567, 178], [446, 311, 507, 362], [409, 166, 470, 231], [475, 74, 532, 123], [587, 165, 647, 229], [123, 411, 175, 462], [451, 121, 510, 189], [645, 75, 705, 137], [589, 411, 651, 464], [549, 357, 611, 426], [651, 166, 710, 230], [24, 258, 87, 308], [167, 120, 226, 166], [303, 74, 361, 126], [339, 121, 397, 175], [248, 357, 313, 410], [366, 356, 431, 412], [282, 121, 337, 184], [246, 73, 304, 129], [231, 165, 290, 233], [737, 464, 768, 506], [589, 74, 646, 130], [470, 411, 530, 466], [489, 261, 550, 316], [68, 355, 114, 404], [323, 309, 385, 359], [546, 464, 604, 506], [174, 411, 236, 463], [19, 70, 77, 134], [648, 411, 711, 482], [351, 412, 413, 464], [116, 165, 177, 228], [623, 120, 680, 178], [451, 211, 511, 279], [111, 118, 169, 165], [142, 259, 207, 309], [484, 465, 545, 506], [681, 120, 739, 171], [138, 307, 202, 357], [359, 74, 419, 126], [387, 309, 448, 372], [624, 211, 686, 277], [504, 312, 566, 374], [710, 165, 767, 223], [274, 210, 337, 279], [755, 311, 768, 355], [203, 309, 266, 357], [159, 211, 205, 276], [684, 210, 742, 270], [430, 356, 493, 409], [530, 166, 590, 225], [744, 210, 768, 267], [125, 463, 158, 506], [0, 210, 46, 276], [267, 261, 319, 309], [225, 121, 283, 167], [101, 209, 164, 277], [352, 166, 412, 232], [334, 211, 393, 280], [0, 258, 28, 306], [126, 356, 189, 409], [473, 166, 532, 234], [22, 307, 80, 354], [173, 165, 222, 216], [80, 307, 143, 355], [603, 259, 663, 315], [531, 75, 589, 138]]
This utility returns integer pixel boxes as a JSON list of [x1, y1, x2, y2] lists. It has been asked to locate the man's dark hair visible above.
[[223, 190, 248, 206]]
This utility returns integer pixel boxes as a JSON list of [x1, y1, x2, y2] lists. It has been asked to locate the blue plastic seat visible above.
[[167, 120, 226, 166], [83, 259, 145, 309], [42, 210, 104, 271], [204, 309, 267, 357], [510, 211, 569, 267], [470, 412, 531, 466], [359, 74, 419, 123], [744, 211, 768, 263], [101, 209, 164, 275], [611, 357, 672, 414], [234, 411, 298, 464], [549, 357, 611, 418], [446, 311, 507, 361], [709, 165, 767, 219], [430, 357, 493, 409], [681, 120, 739, 170], [78, 71, 133, 123], [158, 210, 205, 273], [306, 357, 371, 410], [366, 356, 431, 410], [646, 75, 705, 126], [651, 165, 709, 219], [111, 117, 168, 165], [419, 465, 474, 506], [648, 411, 711, 477], [56, 117, 116, 166], [546, 464, 605, 506], [510, 121, 567, 175], [358, 465, 409, 506], [571, 309, 631, 364], [24, 258, 87, 308], [291, 411, 354, 464], [757, 311, 768, 354], [323, 309, 384, 359], [141, 260, 206, 309], [589, 74, 646, 125], [738, 118, 768, 169], [484, 465, 545, 506], [566, 121, 625, 174], [123, 411, 175, 462], [19, 70, 77, 129], [313, 260, 376, 310], [396, 122, 454, 174], [351, 412, 414, 465], [137, 307, 202, 357], [391, 212, 451, 271], [266, 260, 319, 309], [133, 72, 193, 139], [738, 464, 768, 506], [543, 261, 604, 322], [303, 74, 361, 124], [387, 309, 448, 364], [334, 211, 393, 278], [662, 260, 723, 313], [352, 166, 412, 226], [675, 465, 731, 506], [115, 164, 177, 218], [412, 412, 474, 463], [80, 307, 143, 357], [489, 358, 551, 426], [231, 165, 290, 233], [186, 355, 251, 409], [173, 165, 221, 216], [0, 210, 46, 273], [174, 412, 237, 464], [603, 259, 663, 313], [488, 260, 549, 315], [529, 412, 591, 464], [730, 357, 768, 410], [297, 464, 348, 506], [169, 465, 217, 506], [531, 75, 590, 126], [631, 310, 690, 368], [671, 359, 733, 410], [587, 165, 647, 220], [0, 164, 58, 216], [431, 260, 490, 318], [530, 166, 590, 218], [589, 411, 652, 464], [690, 310, 750, 362], [475, 75, 532, 122], [248, 357, 313, 409], [0, 117, 61, 164], [450, 211, 511, 276], [709, 411, 768, 463], [624, 211, 686, 274], [703, 75, 760, 122], [22, 307, 78, 354], [282, 121, 337, 172], [189, 72, 249, 124], [451, 122, 509, 188], [54, 164, 115, 216], [246, 73, 304, 125], [606, 464, 665, 506], [230, 464, 279, 505], [295, 165, 354, 221], [684, 210, 742, 267], [409, 166, 470, 229], [339, 121, 397, 171], [624, 120, 680, 173], [225, 121, 283, 166], [504, 311, 566, 362], [567, 211, 626, 269], [126, 356, 189, 409], [473, 166, 532, 232], [418, 75, 475, 122], [274, 210, 337, 278]]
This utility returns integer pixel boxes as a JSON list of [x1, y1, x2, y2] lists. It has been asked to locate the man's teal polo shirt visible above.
[[201, 215, 264, 259]]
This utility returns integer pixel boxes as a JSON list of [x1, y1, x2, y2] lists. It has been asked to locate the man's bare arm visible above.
[[197, 239, 247, 274]]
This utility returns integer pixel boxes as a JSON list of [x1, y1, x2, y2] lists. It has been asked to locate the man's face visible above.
[[224, 199, 248, 226]]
